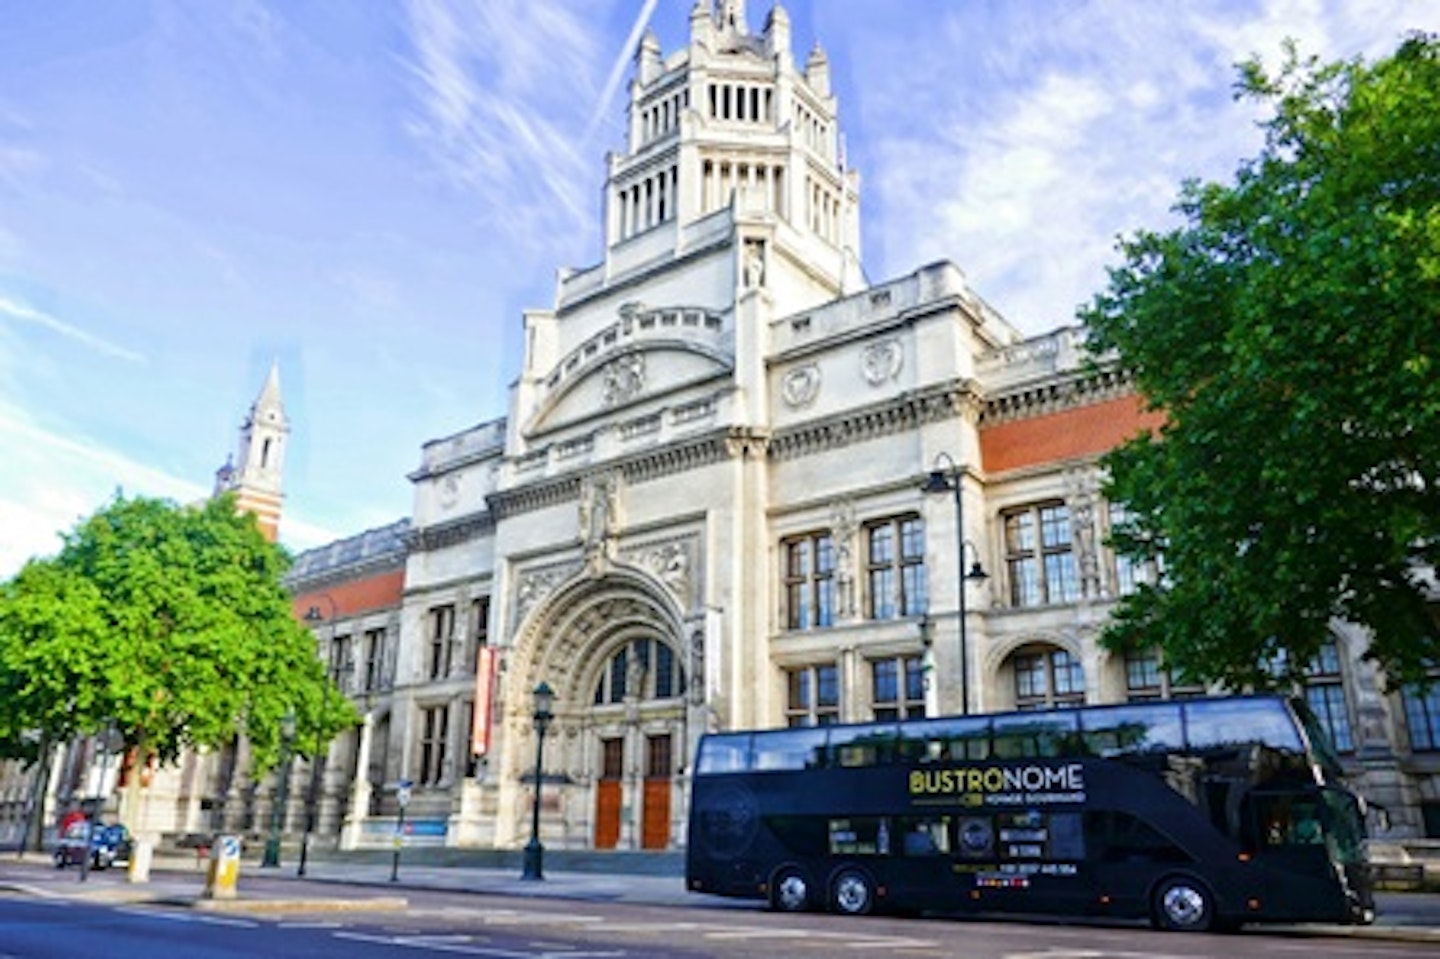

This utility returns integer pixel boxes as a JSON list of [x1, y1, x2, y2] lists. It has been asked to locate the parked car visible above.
[[52, 821, 133, 870]]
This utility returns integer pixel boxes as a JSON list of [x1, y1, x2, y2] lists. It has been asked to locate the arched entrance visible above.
[[508, 568, 689, 851]]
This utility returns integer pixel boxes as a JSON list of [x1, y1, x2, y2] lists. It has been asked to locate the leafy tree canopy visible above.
[[0, 493, 357, 773], [1083, 34, 1440, 691]]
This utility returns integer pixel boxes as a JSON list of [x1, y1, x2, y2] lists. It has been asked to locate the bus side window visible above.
[[1086, 811, 1191, 864], [899, 817, 950, 856], [829, 817, 890, 855]]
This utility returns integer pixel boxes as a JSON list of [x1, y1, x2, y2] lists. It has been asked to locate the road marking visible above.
[[334, 930, 625, 958], [113, 906, 258, 928]]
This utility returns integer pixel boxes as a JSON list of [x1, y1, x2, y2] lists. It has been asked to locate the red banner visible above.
[[471, 647, 497, 757]]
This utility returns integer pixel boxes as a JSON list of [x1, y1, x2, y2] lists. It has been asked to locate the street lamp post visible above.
[[520, 681, 555, 881], [299, 597, 343, 878], [261, 711, 297, 868], [922, 452, 989, 715]]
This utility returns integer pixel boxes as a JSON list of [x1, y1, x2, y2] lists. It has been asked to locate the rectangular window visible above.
[[363, 628, 385, 692], [330, 635, 352, 691], [866, 516, 926, 620], [1004, 503, 1078, 607], [601, 738, 624, 779], [783, 532, 835, 630], [1403, 682, 1440, 752], [429, 605, 456, 679], [1125, 650, 1163, 700], [646, 735, 672, 779], [786, 663, 840, 727], [873, 655, 926, 720], [1304, 641, 1354, 753], [418, 705, 448, 786]]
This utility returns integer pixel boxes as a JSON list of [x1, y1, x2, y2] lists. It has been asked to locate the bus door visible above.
[[1245, 787, 1365, 920]]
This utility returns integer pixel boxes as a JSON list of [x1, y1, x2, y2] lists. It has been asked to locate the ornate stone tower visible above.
[[214, 362, 288, 542]]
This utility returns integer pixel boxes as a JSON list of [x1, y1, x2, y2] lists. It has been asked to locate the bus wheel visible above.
[[770, 867, 811, 912], [1152, 876, 1215, 932], [831, 868, 875, 916]]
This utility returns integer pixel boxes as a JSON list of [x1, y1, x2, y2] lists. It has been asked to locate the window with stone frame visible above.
[[1013, 647, 1086, 710], [1304, 639, 1355, 753], [428, 604, 456, 680], [1124, 649, 1207, 702], [1402, 665, 1440, 752], [418, 704, 448, 786], [1004, 503, 1080, 607], [782, 531, 835, 630], [362, 627, 385, 692], [865, 516, 926, 620], [329, 634, 353, 691], [1108, 502, 1164, 596], [593, 637, 684, 705], [872, 655, 926, 720], [786, 663, 840, 727]]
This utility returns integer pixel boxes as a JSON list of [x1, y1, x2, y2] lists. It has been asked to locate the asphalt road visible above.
[[2, 878, 1439, 959]]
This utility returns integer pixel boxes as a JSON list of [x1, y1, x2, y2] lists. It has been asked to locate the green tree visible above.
[[1083, 34, 1440, 690], [0, 493, 357, 778]]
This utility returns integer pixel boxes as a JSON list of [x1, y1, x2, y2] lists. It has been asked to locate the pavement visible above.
[[1, 849, 1437, 944]]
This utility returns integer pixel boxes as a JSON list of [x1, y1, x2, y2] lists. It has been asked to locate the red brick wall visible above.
[[291, 568, 405, 621], [980, 394, 1164, 473]]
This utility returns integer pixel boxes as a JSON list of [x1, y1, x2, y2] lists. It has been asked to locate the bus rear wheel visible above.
[[770, 867, 812, 912], [830, 868, 876, 916], [1152, 876, 1215, 932]]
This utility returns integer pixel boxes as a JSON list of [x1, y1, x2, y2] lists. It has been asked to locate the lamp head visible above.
[[921, 469, 953, 495], [532, 681, 555, 724], [965, 561, 989, 582], [280, 710, 297, 741]]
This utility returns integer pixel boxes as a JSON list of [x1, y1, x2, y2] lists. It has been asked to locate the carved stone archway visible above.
[[498, 565, 692, 850]]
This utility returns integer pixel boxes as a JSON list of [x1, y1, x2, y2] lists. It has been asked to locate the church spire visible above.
[[215, 361, 288, 542]]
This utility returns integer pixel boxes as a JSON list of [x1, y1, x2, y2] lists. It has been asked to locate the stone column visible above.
[[340, 710, 374, 850]]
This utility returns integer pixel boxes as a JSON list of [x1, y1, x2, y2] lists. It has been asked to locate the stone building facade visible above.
[[5, 1, 1437, 858]]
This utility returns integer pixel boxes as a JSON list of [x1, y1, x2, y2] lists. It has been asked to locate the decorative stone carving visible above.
[[602, 353, 645, 407], [861, 339, 903, 386], [578, 472, 623, 569], [690, 628, 705, 706], [514, 567, 569, 628], [830, 498, 859, 619], [1066, 469, 1101, 598], [782, 364, 821, 408], [743, 238, 766, 288]]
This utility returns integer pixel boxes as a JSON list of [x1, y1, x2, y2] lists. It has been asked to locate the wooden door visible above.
[[641, 734, 671, 850], [594, 737, 623, 849]]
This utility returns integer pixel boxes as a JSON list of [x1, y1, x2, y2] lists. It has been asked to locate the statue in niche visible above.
[[830, 499, 859, 619], [689, 629, 706, 706], [1067, 472, 1101, 598], [743, 239, 766, 288], [579, 473, 622, 570]]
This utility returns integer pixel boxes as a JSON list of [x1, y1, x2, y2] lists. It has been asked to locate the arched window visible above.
[[593, 637, 684, 705], [1011, 645, 1085, 710]]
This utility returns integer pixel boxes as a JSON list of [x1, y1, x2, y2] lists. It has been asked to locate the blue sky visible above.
[[1, 0, 1434, 576]]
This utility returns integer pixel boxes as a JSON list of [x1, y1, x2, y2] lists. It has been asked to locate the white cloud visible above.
[[400, 0, 607, 253], [0, 295, 146, 363], [0, 402, 210, 577]]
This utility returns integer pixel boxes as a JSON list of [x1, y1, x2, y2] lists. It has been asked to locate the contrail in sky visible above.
[[584, 0, 661, 145]]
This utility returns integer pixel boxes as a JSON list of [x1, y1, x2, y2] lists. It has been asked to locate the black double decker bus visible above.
[[686, 695, 1375, 931]]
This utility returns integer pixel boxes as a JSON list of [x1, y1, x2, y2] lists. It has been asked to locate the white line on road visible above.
[[333, 930, 625, 958], [113, 906, 258, 928]]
